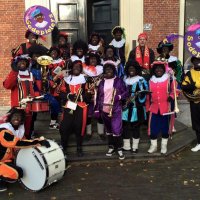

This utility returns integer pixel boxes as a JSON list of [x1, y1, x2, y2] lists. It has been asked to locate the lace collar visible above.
[[110, 38, 126, 48], [64, 74, 86, 85], [125, 76, 143, 85], [0, 122, 24, 139], [150, 73, 169, 83]]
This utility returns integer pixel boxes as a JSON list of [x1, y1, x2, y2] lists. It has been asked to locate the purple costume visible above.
[[95, 77, 128, 136]]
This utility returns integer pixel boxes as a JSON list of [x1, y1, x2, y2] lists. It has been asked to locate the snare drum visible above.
[[16, 140, 66, 192], [28, 100, 49, 112]]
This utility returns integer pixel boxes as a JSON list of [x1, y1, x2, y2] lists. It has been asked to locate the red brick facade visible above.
[[144, 0, 180, 57], [0, 0, 26, 106]]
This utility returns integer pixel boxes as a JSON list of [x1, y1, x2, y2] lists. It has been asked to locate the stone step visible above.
[[33, 113, 195, 162]]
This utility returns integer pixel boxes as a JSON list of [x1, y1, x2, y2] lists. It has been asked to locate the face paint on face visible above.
[[138, 37, 147, 47], [28, 33, 37, 44], [91, 36, 99, 46], [155, 66, 165, 77], [193, 58, 200, 70], [89, 57, 97, 66], [128, 66, 137, 77], [32, 53, 40, 62], [106, 48, 114, 58], [76, 48, 84, 57], [50, 50, 59, 60], [10, 113, 22, 127], [114, 31, 122, 41], [72, 63, 82, 76], [17, 60, 28, 71], [105, 66, 115, 79], [161, 46, 170, 57], [35, 14, 44, 23], [59, 36, 67, 46]]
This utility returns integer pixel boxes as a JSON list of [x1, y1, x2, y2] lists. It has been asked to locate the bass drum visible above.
[[16, 140, 66, 192]]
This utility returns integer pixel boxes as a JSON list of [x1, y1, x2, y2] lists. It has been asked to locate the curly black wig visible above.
[[48, 47, 61, 57], [103, 62, 117, 74], [88, 32, 101, 44], [150, 63, 166, 76], [70, 60, 83, 74], [28, 45, 49, 58], [72, 40, 88, 55], [125, 60, 142, 76], [85, 51, 101, 65], [6, 107, 26, 125]]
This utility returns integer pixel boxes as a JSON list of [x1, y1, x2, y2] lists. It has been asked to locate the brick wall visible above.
[[0, 0, 26, 107], [144, 0, 180, 58]]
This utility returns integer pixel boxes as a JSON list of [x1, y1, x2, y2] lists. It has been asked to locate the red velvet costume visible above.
[[3, 71, 37, 138]]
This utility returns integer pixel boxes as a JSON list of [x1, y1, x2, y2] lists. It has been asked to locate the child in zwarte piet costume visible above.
[[94, 61, 128, 160], [110, 26, 126, 78], [122, 61, 148, 153], [59, 61, 91, 157], [102, 45, 121, 75], [70, 40, 88, 63], [88, 32, 104, 54], [48, 47, 65, 129], [28, 45, 61, 136], [57, 32, 71, 61], [83, 51, 105, 140], [3, 55, 35, 139], [148, 61, 176, 154], [181, 56, 200, 152]]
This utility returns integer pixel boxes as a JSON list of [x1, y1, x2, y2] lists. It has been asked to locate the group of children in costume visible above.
[[2, 25, 200, 164]]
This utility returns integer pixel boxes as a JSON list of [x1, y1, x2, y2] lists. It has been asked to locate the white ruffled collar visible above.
[[19, 70, 29, 76], [110, 38, 126, 48], [52, 58, 64, 64], [83, 65, 103, 77], [0, 122, 24, 139], [18, 70, 33, 81], [88, 44, 100, 51], [125, 76, 144, 85], [71, 55, 85, 63], [64, 74, 86, 85], [167, 55, 178, 63], [150, 73, 169, 83]]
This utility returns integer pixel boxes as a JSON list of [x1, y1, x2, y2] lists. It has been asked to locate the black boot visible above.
[[0, 179, 7, 192], [77, 147, 84, 157]]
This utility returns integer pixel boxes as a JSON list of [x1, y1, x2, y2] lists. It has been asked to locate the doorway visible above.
[[50, 0, 119, 45]]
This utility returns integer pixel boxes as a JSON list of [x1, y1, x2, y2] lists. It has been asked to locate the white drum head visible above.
[[16, 147, 47, 191]]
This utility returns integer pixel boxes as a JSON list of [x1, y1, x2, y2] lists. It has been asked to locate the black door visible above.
[[87, 0, 119, 45], [50, 0, 87, 44]]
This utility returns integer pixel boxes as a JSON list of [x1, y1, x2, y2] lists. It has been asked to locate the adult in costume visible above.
[[128, 32, 155, 80], [181, 57, 200, 152], [122, 61, 148, 153], [59, 61, 91, 157], [148, 61, 175, 154], [94, 61, 128, 160], [157, 41, 183, 86], [11, 30, 40, 57], [0, 108, 50, 192]]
